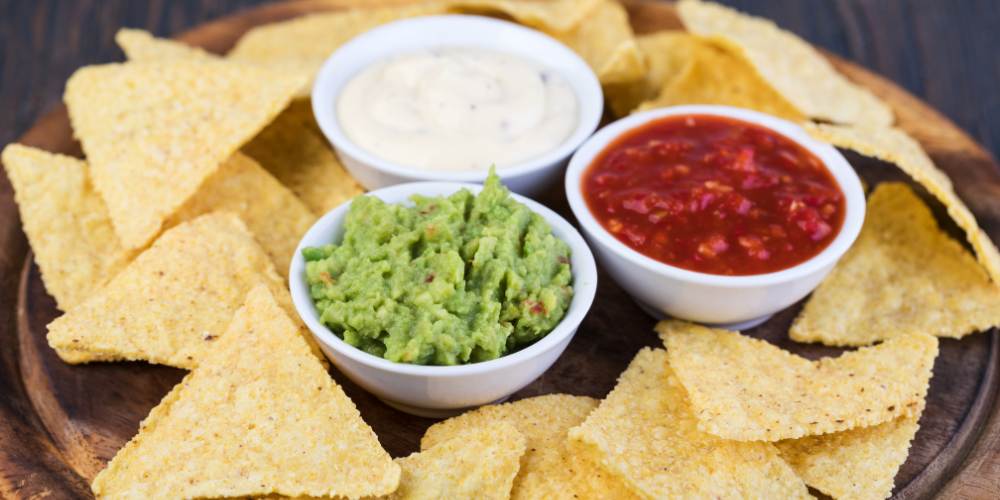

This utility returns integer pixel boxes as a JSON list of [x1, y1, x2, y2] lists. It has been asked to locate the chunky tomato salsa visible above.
[[582, 114, 845, 276]]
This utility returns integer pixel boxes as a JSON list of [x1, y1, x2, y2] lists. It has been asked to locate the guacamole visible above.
[[303, 173, 573, 365]]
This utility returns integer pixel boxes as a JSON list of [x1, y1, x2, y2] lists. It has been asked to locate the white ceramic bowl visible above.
[[565, 105, 866, 330], [311, 15, 603, 197], [289, 182, 597, 417]]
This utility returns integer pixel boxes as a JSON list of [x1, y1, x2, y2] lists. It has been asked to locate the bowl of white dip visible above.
[[311, 15, 603, 196]]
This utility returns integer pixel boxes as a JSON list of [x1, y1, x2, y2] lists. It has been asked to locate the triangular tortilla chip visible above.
[[605, 31, 702, 117], [47, 213, 286, 368], [115, 28, 217, 61], [677, 0, 892, 126], [448, 0, 601, 33], [167, 152, 316, 276], [64, 60, 303, 249], [227, 3, 447, 90], [777, 406, 924, 500], [792, 183, 1000, 345], [567, 348, 811, 498], [115, 28, 320, 98], [243, 105, 363, 215], [636, 34, 803, 121], [658, 321, 937, 441], [390, 422, 525, 500], [1, 144, 134, 310], [805, 122, 1000, 285], [549, 0, 644, 85], [421, 394, 635, 500], [91, 285, 398, 498], [451, 0, 640, 85], [4, 145, 311, 310]]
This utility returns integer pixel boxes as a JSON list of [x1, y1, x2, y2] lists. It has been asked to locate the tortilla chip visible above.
[[635, 34, 804, 121], [64, 60, 303, 249], [605, 31, 701, 117], [115, 28, 320, 99], [1, 144, 134, 310], [46, 213, 286, 368], [777, 407, 923, 500], [550, 0, 644, 85], [390, 422, 524, 500], [115, 28, 216, 61], [270, 98, 322, 135], [227, 3, 447, 90], [46, 347, 117, 364], [448, 0, 600, 32], [167, 152, 316, 276], [91, 285, 398, 498], [567, 348, 810, 498], [792, 183, 1000, 345], [658, 321, 937, 441], [805, 122, 1000, 285], [421, 394, 633, 500], [677, 0, 892, 126], [448, 0, 641, 85], [243, 108, 362, 215]]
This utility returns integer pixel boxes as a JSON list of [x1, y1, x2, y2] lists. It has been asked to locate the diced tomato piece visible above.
[[581, 114, 844, 275]]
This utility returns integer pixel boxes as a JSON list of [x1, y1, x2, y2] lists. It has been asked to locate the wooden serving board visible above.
[[1, 1, 998, 498]]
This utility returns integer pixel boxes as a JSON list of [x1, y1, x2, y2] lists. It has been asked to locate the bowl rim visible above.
[[288, 181, 598, 377], [564, 105, 867, 289], [310, 14, 604, 182]]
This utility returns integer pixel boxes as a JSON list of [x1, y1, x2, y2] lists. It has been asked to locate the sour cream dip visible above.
[[336, 46, 579, 171]]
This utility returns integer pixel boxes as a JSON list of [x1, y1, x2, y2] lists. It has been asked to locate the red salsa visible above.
[[582, 114, 845, 276]]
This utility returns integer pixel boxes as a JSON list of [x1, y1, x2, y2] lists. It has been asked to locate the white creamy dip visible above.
[[336, 46, 579, 171]]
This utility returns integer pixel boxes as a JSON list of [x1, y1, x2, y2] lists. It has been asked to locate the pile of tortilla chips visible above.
[[3, 0, 999, 498], [568, 323, 937, 500], [419, 319, 936, 500]]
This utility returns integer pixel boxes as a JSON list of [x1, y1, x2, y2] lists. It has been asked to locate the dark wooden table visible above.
[[2, 0, 999, 161]]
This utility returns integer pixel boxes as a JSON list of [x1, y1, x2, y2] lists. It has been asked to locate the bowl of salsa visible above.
[[565, 105, 865, 329]]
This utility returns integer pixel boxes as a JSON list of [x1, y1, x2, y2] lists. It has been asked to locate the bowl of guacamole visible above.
[[288, 173, 597, 416]]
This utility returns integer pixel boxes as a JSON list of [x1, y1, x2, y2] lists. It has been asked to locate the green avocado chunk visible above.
[[304, 173, 573, 365]]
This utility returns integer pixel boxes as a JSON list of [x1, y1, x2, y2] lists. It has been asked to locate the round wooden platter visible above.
[[2, 0, 999, 498]]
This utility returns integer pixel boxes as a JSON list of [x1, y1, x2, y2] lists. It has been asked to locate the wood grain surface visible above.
[[1, 1, 1000, 499]]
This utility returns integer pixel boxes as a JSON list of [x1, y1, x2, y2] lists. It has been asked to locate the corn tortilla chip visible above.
[[243, 108, 363, 215], [567, 348, 810, 498], [550, 0, 644, 86], [167, 152, 316, 277], [115, 28, 216, 61], [227, 3, 447, 90], [91, 285, 398, 498], [271, 98, 322, 135], [421, 394, 634, 500], [677, 0, 892, 126], [448, 0, 601, 33], [46, 213, 286, 368], [777, 407, 924, 500], [658, 321, 937, 441], [636, 34, 804, 121], [805, 122, 1000, 285], [451, 0, 641, 85], [389, 423, 524, 500], [1, 144, 134, 310], [115, 28, 318, 98], [64, 60, 303, 249], [605, 31, 701, 117], [791, 183, 1000, 346]]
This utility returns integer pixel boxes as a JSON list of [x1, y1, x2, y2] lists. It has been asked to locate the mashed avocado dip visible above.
[[303, 174, 573, 365]]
